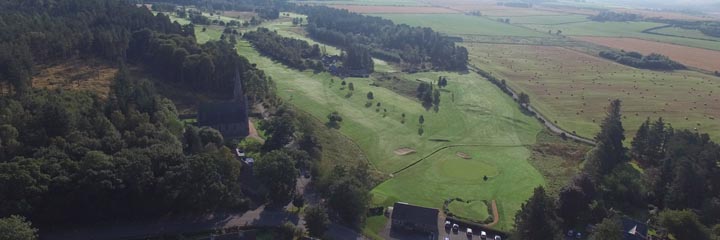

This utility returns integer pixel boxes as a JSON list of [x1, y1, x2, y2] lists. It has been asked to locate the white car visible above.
[[452, 224, 459, 232], [480, 231, 487, 239], [466, 228, 473, 236], [494, 235, 502, 240]]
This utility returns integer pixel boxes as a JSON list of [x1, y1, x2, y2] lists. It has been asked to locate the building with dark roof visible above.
[[391, 202, 439, 233], [197, 67, 249, 138], [622, 217, 649, 240]]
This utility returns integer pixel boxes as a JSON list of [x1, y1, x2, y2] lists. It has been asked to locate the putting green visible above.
[[448, 200, 491, 222]]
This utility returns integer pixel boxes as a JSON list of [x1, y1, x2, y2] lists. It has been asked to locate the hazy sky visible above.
[[596, 0, 720, 10]]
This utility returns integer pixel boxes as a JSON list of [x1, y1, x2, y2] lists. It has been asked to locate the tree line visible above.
[[243, 28, 323, 71], [599, 50, 686, 70], [589, 11, 643, 22], [513, 99, 720, 240], [295, 5, 468, 72]]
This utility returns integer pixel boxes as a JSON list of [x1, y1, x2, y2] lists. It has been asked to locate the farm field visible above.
[[216, 19, 547, 230], [505, 14, 589, 25], [463, 42, 720, 140], [575, 36, 720, 72], [524, 21, 720, 51], [649, 26, 720, 42], [372, 13, 547, 37], [330, 5, 458, 13], [289, 0, 427, 6]]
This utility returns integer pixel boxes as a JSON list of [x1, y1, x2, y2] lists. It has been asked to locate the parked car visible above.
[[567, 230, 574, 237], [480, 231, 487, 239], [452, 224, 459, 233], [494, 235, 502, 240], [467, 228, 473, 237], [575, 232, 582, 239], [445, 221, 451, 229]]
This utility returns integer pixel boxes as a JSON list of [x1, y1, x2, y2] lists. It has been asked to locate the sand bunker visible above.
[[394, 147, 416, 156], [456, 152, 472, 159]]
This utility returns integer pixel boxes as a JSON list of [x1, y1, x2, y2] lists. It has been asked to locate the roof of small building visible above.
[[391, 202, 439, 227], [622, 217, 648, 240], [198, 101, 247, 126]]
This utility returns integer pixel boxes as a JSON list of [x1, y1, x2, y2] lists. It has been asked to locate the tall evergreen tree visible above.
[[585, 99, 626, 178], [514, 187, 562, 240]]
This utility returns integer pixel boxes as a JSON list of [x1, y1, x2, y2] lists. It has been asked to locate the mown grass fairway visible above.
[[463, 43, 720, 140], [372, 13, 547, 37]]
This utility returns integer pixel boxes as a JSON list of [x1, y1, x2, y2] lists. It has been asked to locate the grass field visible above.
[[463, 42, 720, 140], [372, 13, 548, 37], [649, 26, 720, 42], [505, 14, 589, 25], [447, 200, 491, 222], [524, 21, 720, 51]]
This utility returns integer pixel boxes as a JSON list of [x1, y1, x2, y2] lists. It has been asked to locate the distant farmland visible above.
[[464, 42, 720, 140], [330, 5, 458, 13], [576, 36, 720, 72], [371, 13, 547, 37]]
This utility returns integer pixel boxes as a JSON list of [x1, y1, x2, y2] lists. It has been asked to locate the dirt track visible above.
[[484, 200, 499, 227], [576, 36, 720, 72]]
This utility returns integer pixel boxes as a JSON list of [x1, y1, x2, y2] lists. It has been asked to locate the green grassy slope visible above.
[[372, 13, 548, 37]]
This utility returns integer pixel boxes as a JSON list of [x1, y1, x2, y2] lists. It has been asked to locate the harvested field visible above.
[[464, 42, 720, 140], [32, 60, 117, 98], [575, 36, 720, 72], [330, 5, 458, 13], [394, 147, 417, 156]]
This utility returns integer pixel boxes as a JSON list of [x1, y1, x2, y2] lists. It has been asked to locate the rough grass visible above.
[[464, 42, 720, 141], [32, 59, 117, 98], [370, 13, 548, 37], [528, 130, 591, 196], [505, 14, 589, 25]]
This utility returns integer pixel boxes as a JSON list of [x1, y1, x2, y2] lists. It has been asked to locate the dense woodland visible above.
[[0, 0, 190, 94], [599, 50, 686, 70], [243, 28, 323, 71], [296, 5, 468, 72], [0, 68, 248, 226], [513, 100, 720, 240]]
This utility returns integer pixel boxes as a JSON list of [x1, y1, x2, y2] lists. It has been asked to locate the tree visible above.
[[514, 187, 562, 240], [328, 177, 369, 227], [419, 115, 425, 125], [518, 92, 530, 106], [326, 111, 343, 129], [348, 82, 354, 91], [589, 217, 623, 240], [557, 185, 588, 227], [304, 206, 330, 237], [0, 215, 37, 240], [366, 91, 374, 100], [658, 210, 711, 240], [255, 150, 298, 204], [584, 99, 626, 178]]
